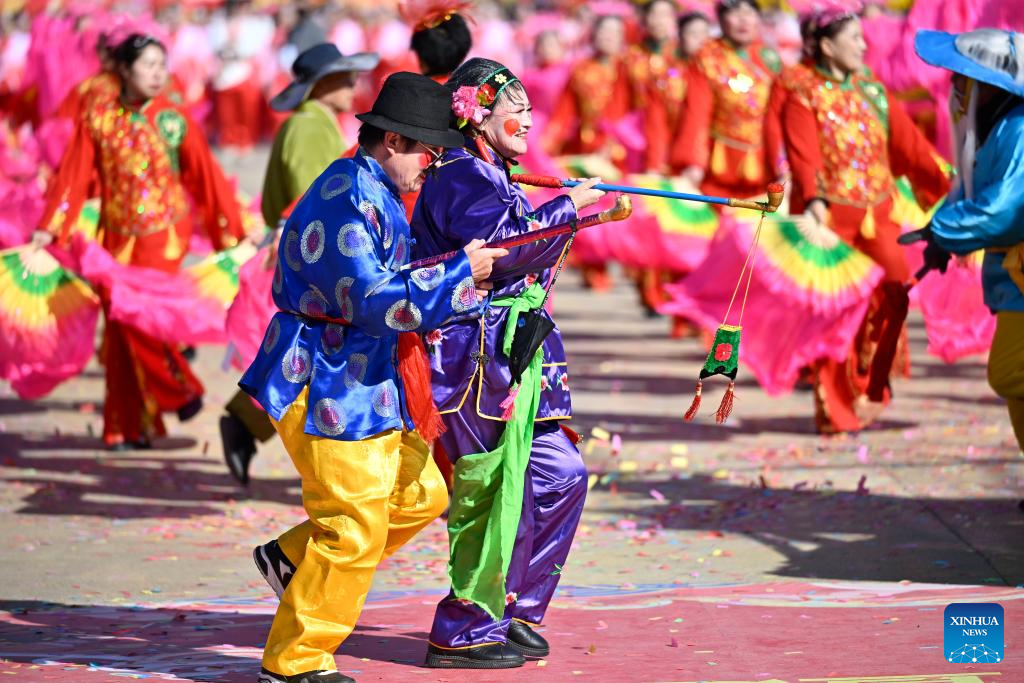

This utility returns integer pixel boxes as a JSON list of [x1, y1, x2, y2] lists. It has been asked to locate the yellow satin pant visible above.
[[988, 311, 1024, 452], [263, 388, 448, 676]]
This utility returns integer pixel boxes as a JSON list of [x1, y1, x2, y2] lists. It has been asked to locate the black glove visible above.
[[897, 226, 951, 276]]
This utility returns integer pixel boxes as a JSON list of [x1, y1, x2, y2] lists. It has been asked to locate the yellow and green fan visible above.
[[627, 173, 719, 272], [75, 198, 101, 241], [185, 240, 258, 308], [751, 211, 882, 314], [890, 176, 941, 230], [557, 154, 623, 182], [0, 245, 100, 399]]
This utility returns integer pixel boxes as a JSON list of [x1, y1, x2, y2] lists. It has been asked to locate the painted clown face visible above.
[[480, 87, 533, 159]]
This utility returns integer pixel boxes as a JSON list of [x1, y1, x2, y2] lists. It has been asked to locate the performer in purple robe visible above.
[[411, 57, 605, 669]]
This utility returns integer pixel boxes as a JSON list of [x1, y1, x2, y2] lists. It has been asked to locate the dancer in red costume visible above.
[[673, 0, 780, 199], [36, 34, 245, 450], [780, 7, 949, 433], [544, 14, 628, 292]]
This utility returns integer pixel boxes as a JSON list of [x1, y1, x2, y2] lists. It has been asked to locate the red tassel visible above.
[[560, 424, 584, 445], [683, 380, 703, 422], [397, 333, 446, 442], [499, 384, 520, 421], [715, 381, 736, 424]]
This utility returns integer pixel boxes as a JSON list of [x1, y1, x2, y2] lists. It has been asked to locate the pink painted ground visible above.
[[1, 582, 1020, 682]]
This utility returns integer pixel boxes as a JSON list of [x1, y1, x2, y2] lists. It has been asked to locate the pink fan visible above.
[[916, 254, 995, 364], [225, 244, 278, 371], [0, 245, 100, 399]]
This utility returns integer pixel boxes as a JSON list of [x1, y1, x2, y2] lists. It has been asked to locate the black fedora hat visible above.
[[270, 43, 379, 112], [356, 72, 464, 148]]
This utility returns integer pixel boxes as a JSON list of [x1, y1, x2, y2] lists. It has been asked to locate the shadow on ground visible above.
[[0, 431, 299, 519], [596, 472, 1023, 587], [0, 600, 426, 682]]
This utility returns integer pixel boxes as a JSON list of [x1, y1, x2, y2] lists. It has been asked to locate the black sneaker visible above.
[[507, 619, 550, 657], [257, 668, 354, 683], [220, 414, 256, 486], [253, 540, 295, 599], [424, 642, 525, 669]]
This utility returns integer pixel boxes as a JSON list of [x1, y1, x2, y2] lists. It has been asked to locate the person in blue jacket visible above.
[[239, 72, 507, 683], [905, 29, 1024, 453]]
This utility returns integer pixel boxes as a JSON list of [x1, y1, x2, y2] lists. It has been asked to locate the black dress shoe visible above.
[[508, 619, 550, 657], [108, 439, 152, 452], [220, 415, 256, 486], [177, 397, 203, 422], [257, 668, 354, 683], [424, 642, 525, 669]]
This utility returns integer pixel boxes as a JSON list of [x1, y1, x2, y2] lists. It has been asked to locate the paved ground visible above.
[[0, 149, 1021, 682]]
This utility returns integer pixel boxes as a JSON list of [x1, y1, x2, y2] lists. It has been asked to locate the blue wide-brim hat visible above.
[[271, 43, 380, 112], [915, 29, 1024, 98]]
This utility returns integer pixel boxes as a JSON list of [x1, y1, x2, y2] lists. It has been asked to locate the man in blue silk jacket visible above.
[[239, 72, 507, 683]]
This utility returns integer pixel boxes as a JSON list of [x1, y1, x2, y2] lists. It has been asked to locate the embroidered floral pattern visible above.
[[321, 323, 345, 355], [272, 263, 284, 294], [699, 39, 773, 147], [299, 287, 328, 318], [451, 277, 476, 313], [411, 264, 446, 291], [320, 173, 351, 200], [372, 382, 398, 418], [283, 231, 303, 272], [344, 353, 368, 389], [424, 329, 444, 355], [313, 398, 346, 436], [281, 346, 312, 384], [385, 299, 423, 331], [389, 233, 405, 268], [337, 222, 373, 257], [335, 277, 355, 322], [262, 317, 281, 353], [789, 64, 892, 206], [300, 220, 325, 264]]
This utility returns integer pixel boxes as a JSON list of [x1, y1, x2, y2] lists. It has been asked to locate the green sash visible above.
[[446, 282, 546, 620]]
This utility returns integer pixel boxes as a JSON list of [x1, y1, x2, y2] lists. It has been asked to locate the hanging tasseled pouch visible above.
[[683, 324, 741, 424]]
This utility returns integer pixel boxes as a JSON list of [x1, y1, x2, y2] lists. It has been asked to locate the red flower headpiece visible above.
[[452, 85, 492, 128], [399, 0, 476, 32]]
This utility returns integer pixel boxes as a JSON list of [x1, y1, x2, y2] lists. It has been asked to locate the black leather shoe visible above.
[[424, 642, 525, 669], [507, 619, 550, 657], [177, 397, 203, 422], [220, 414, 256, 486], [257, 668, 354, 683], [108, 439, 152, 452]]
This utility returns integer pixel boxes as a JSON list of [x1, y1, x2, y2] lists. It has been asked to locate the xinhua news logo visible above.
[[944, 602, 1004, 663]]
